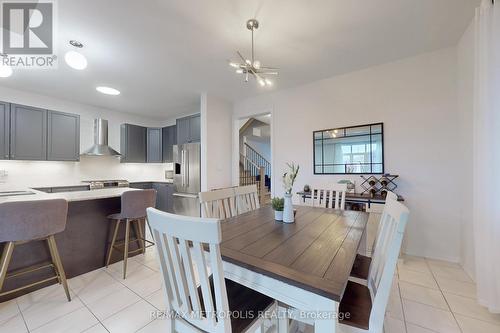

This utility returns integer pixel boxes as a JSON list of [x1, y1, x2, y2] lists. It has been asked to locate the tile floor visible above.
[[1, 247, 499, 333]]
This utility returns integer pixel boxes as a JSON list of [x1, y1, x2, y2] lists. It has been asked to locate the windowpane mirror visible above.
[[313, 123, 384, 174]]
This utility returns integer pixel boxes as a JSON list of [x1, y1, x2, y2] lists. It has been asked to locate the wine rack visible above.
[[360, 174, 399, 198]]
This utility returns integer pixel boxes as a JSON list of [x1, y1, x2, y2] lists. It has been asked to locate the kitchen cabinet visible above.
[[147, 128, 162, 163], [129, 182, 174, 212], [10, 104, 47, 160], [176, 114, 200, 144], [0, 102, 9, 160], [121, 124, 147, 163], [162, 125, 176, 163], [47, 111, 80, 161], [189, 114, 201, 142], [153, 182, 174, 212]]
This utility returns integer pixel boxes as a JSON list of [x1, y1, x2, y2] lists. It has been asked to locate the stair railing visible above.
[[243, 143, 271, 178], [239, 153, 266, 203]]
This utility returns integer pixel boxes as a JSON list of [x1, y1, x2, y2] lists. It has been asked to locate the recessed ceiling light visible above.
[[65, 50, 87, 70], [69, 40, 84, 48], [96, 86, 120, 95]]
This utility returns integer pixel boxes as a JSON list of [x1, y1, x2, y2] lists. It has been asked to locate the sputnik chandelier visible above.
[[229, 19, 279, 87]]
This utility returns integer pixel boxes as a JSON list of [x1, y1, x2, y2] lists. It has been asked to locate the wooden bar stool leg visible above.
[[0, 242, 15, 293], [46, 238, 61, 285], [135, 219, 146, 254], [106, 219, 121, 267], [123, 219, 130, 279], [47, 236, 71, 302]]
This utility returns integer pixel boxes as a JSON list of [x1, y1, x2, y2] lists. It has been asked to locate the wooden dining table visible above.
[[220, 205, 369, 333]]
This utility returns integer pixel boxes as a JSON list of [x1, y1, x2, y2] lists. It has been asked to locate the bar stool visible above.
[[105, 189, 156, 279], [0, 199, 70, 301]]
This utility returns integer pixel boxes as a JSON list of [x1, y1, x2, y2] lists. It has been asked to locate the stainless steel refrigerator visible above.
[[172, 143, 201, 217]]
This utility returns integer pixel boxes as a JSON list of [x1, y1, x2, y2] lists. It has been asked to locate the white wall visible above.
[[457, 22, 476, 280], [0, 86, 173, 189], [234, 48, 464, 262], [201, 93, 233, 191]]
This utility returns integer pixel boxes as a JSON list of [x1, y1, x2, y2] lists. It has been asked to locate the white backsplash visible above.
[[0, 156, 173, 190]]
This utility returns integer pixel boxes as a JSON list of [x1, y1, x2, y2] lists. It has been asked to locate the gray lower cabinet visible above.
[[162, 125, 176, 163], [129, 182, 174, 212], [0, 102, 9, 160], [152, 183, 174, 212], [47, 111, 80, 161], [176, 114, 200, 144], [121, 124, 147, 163], [10, 104, 47, 160], [147, 128, 162, 163]]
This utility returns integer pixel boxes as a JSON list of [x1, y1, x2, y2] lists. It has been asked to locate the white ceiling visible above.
[[0, 0, 478, 118]]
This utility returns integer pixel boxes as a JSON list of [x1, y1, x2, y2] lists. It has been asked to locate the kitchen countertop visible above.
[[0, 187, 141, 203]]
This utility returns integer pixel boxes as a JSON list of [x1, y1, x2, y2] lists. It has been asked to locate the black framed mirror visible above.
[[313, 123, 384, 174]]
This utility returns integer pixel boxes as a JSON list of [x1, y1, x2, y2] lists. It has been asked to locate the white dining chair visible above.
[[350, 191, 399, 280], [338, 199, 409, 333], [199, 187, 238, 219], [234, 184, 260, 214], [310, 183, 347, 210], [278, 199, 409, 333], [147, 208, 276, 333]]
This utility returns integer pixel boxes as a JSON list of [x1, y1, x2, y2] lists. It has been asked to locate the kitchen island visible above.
[[0, 187, 148, 302]]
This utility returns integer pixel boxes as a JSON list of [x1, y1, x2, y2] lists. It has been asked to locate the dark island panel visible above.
[[0, 196, 145, 302]]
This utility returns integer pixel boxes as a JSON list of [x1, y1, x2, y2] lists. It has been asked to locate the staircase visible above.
[[240, 143, 271, 204]]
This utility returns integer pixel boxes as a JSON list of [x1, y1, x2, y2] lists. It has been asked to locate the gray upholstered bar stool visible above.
[[105, 189, 156, 279], [0, 199, 70, 301]]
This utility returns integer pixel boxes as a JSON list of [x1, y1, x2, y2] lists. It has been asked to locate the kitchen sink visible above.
[[0, 190, 35, 197]]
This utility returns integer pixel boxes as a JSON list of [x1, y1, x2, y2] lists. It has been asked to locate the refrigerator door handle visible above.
[[185, 149, 189, 186], [181, 149, 185, 187], [172, 192, 198, 199]]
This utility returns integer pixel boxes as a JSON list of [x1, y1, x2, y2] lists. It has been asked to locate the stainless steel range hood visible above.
[[82, 119, 121, 156]]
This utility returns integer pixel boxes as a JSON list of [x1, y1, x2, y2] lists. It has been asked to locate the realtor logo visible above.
[[2, 1, 53, 54], [1, 1, 56, 68]]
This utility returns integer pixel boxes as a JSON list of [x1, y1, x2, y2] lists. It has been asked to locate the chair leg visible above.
[[123, 219, 130, 279], [106, 219, 121, 267], [135, 219, 146, 254], [278, 305, 289, 333], [47, 236, 71, 302], [146, 217, 155, 243], [46, 238, 61, 285], [0, 242, 14, 293]]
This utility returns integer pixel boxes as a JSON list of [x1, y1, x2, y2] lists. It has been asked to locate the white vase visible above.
[[274, 210, 283, 221], [283, 193, 294, 223]]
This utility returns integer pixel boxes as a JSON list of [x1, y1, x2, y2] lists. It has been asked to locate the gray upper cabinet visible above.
[[121, 123, 147, 163], [189, 114, 201, 142], [176, 116, 190, 145], [47, 111, 80, 161], [162, 125, 176, 163], [176, 114, 200, 144], [0, 102, 9, 160], [147, 127, 162, 163], [10, 104, 47, 160]]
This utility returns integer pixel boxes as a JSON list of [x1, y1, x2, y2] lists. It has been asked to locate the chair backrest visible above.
[[367, 199, 409, 332], [121, 189, 157, 219], [310, 183, 347, 210], [234, 184, 260, 214], [331, 183, 347, 210], [147, 208, 230, 333], [199, 187, 237, 219], [0, 199, 68, 242], [384, 191, 398, 202], [310, 188, 330, 208]]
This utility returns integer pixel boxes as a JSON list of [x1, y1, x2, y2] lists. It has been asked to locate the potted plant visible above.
[[271, 197, 284, 221], [282, 163, 299, 223]]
